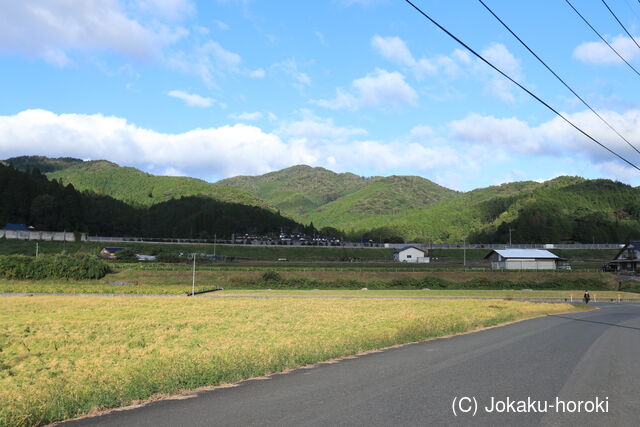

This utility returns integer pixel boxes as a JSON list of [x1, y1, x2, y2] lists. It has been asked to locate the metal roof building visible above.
[[484, 249, 561, 270]]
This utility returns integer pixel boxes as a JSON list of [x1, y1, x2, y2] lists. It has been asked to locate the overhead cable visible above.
[[601, 0, 640, 51], [478, 0, 640, 156], [402, 0, 640, 172], [565, 0, 640, 78]]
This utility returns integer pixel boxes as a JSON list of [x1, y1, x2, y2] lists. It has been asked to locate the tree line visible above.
[[0, 164, 304, 238]]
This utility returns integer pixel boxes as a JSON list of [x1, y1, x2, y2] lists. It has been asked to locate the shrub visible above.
[[0, 254, 109, 280], [261, 270, 282, 282]]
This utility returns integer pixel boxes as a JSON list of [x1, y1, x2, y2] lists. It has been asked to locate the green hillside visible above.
[[7, 155, 83, 173], [217, 165, 458, 222], [5, 156, 640, 244], [323, 176, 640, 244], [46, 160, 272, 210], [0, 164, 302, 238], [318, 179, 543, 242], [306, 175, 458, 227], [217, 165, 371, 217]]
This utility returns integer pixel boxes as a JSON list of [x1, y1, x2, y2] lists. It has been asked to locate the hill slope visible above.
[[46, 160, 272, 210], [216, 165, 371, 217], [306, 175, 458, 227], [217, 165, 458, 221], [323, 176, 640, 244], [0, 164, 301, 238], [7, 156, 84, 173]]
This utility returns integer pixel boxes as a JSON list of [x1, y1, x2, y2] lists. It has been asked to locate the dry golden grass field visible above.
[[0, 296, 588, 426]]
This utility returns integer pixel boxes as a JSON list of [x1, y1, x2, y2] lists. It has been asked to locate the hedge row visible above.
[[254, 271, 610, 290], [0, 254, 110, 280]]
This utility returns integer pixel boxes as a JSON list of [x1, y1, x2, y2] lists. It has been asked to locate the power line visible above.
[[477, 0, 640, 156], [401, 0, 640, 172], [601, 0, 640, 51], [565, 0, 640, 78]]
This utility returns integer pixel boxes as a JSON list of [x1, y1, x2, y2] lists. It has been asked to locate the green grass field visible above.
[[0, 296, 587, 426]]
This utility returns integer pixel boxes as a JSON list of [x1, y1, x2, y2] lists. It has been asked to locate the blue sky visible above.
[[2, 0, 640, 190]]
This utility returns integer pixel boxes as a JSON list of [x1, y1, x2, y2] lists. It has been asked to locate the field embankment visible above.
[[1, 266, 631, 295], [0, 296, 586, 426]]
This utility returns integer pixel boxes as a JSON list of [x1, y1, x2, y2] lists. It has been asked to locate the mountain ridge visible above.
[[5, 155, 640, 243]]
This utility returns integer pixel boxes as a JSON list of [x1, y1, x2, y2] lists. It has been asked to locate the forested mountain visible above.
[[217, 165, 457, 220], [325, 176, 640, 244], [217, 165, 373, 217], [0, 164, 302, 238], [4, 156, 640, 243], [7, 156, 84, 173], [44, 160, 271, 209]]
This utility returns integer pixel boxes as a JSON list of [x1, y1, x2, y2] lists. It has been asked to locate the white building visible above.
[[394, 246, 430, 263], [485, 249, 560, 270]]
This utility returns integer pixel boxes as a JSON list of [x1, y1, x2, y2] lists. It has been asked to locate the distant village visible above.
[[3, 222, 640, 272]]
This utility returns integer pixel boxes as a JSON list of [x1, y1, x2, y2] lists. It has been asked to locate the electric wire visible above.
[[565, 0, 640, 78], [402, 0, 640, 172], [478, 0, 640, 156], [601, 0, 640, 51]]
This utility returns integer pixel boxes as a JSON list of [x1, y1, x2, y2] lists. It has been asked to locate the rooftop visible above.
[[488, 249, 559, 259]]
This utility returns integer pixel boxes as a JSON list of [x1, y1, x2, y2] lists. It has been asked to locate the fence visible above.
[[1, 230, 85, 242], [86, 236, 625, 250]]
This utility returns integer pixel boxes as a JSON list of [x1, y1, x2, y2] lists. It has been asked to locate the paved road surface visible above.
[[64, 303, 640, 426]]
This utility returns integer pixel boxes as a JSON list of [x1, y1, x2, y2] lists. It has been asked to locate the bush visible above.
[[0, 254, 110, 280], [116, 249, 138, 262], [261, 270, 282, 282]]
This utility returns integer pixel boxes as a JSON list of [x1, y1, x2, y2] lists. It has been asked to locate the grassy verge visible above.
[[0, 296, 587, 426], [212, 289, 640, 300], [0, 267, 630, 295]]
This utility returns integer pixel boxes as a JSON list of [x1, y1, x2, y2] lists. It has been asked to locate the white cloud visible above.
[[573, 35, 640, 65], [137, 0, 195, 21], [371, 35, 416, 67], [4, 108, 637, 189], [372, 35, 522, 101], [0, 109, 296, 179], [162, 167, 187, 177], [276, 110, 367, 145], [481, 43, 521, 78], [213, 19, 230, 31], [248, 68, 265, 78], [0, 1, 182, 65], [167, 90, 216, 107], [272, 59, 311, 89], [315, 69, 417, 110], [168, 40, 242, 86], [448, 109, 640, 181], [409, 125, 434, 141], [0, 109, 458, 184], [371, 35, 436, 78], [228, 111, 263, 121], [479, 43, 521, 102], [315, 31, 328, 46]]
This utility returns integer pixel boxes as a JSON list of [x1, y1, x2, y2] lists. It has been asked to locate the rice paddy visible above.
[[0, 296, 586, 426]]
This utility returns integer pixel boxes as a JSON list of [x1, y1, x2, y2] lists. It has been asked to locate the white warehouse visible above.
[[394, 246, 430, 263], [484, 249, 561, 270]]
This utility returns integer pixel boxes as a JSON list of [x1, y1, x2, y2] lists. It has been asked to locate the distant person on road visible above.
[[584, 290, 591, 304]]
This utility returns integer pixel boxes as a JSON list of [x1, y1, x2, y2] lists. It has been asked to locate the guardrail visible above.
[[87, 236, 625, 250]]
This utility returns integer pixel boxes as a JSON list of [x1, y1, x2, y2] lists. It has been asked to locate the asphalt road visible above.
[[63, 302, 640, 427]]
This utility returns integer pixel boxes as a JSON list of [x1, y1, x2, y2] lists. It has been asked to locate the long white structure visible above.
[[485, 249, 560, 270]]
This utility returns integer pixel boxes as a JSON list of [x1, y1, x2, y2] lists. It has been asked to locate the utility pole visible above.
[[509, 227, 515, 247], [35, 242, 39, 257], [463, 236, 466, 267], [191, 253, 196, 296], [214, 233, 217, 257]]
